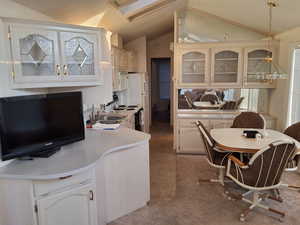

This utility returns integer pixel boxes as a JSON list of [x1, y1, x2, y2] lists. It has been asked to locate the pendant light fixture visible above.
[[249, 0, 287, 82]]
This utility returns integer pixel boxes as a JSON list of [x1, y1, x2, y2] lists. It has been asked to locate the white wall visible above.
[[179, 9, 265, 42], [0, 0, 54, 21]]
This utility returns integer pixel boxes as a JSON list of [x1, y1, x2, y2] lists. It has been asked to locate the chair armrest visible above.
[[228, 155, 246, 167]]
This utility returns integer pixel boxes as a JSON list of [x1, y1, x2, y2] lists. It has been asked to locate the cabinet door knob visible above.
[[63, 65, 68, 75], [89, 190, 94, 201], [56, 65, 61, 76]]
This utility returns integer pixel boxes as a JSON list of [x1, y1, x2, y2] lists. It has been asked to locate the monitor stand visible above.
[[29, 146, 61, 158]]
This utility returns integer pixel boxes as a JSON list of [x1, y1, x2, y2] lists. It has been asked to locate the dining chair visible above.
[[196, 121, 232, 185], [226, 140, 296, 221], [184, 92, 194, 109], [235, 97, 245, 110], [220, 101, 236, 110], [284, 122, 300, 171], [200, 94, 219, 104], [232, 112, 266, 129]]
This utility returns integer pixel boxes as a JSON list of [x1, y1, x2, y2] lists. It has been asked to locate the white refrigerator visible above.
[[119, 73, 150, 133]]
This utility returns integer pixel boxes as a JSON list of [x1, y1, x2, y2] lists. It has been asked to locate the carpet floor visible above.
[[109, 122, 300, 225]]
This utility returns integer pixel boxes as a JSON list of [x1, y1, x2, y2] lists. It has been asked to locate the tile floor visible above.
[[109, 122, 300, 225]]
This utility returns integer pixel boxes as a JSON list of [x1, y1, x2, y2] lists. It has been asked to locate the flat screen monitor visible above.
[[0, 92, 85, 161]]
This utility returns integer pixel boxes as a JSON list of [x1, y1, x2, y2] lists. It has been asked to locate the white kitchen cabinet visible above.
[[104, 143, 150, 222], [211, 48, 243, 87], [59, 31, 100, 81], [210, 119, 233, 129], [9, 24, 61, 84], [119, 49, 128, 72], [127, 51, 137, 72], [178, 49, 210, 86], [36, 183, 97, 225], [6, 20, 103, 89], [177, 119, 210, 154], [243, 47, 276, 88]]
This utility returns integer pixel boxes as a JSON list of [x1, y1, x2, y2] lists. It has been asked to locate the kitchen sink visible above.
[[97, 114, 126, 123]]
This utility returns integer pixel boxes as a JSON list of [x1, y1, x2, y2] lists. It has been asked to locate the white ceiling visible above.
[[12, 0, 110, 24], [11, 0, 300, 41]]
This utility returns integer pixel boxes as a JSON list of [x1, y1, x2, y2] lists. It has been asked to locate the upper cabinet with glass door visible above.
[[9, 24, 61, 86], [60, 32, 101, 83], [243, 48, 276, 88], [6, 21, 103, 89], [179, 49, 209, 86], [211, 48, 242, 87]]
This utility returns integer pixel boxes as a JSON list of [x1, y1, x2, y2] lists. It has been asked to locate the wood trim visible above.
[[228, 155, 247, 167], [216, 143, 258, 154]]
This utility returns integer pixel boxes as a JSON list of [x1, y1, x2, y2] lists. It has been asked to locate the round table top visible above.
[[210, 128, 300, 153]]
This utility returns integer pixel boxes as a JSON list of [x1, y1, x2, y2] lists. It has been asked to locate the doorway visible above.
[[151, 58, 171, 123]]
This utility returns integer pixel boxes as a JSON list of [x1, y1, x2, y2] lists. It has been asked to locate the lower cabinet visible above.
[[178, 128, 206, 154], [104, 143, 150, 222], [177, 119, 210, 154], [177, 118, 234, 154], [0, 142, 150, 225], [36, 183, 97, 225]]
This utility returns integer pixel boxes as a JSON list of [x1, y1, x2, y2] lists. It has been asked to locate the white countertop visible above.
[[0, 128, 150, 180]]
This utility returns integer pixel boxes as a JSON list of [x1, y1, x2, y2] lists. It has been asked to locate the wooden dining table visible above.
[[210, 128, 300, 154]]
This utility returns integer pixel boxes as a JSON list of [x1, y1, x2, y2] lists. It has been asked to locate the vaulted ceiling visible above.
[[11, 0, 300, 42]]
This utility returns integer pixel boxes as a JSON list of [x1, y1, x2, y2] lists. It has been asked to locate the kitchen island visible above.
[[0, 128, 150, 225]]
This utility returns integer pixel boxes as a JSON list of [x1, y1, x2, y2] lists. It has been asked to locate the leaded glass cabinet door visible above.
[[10, 25, 61, 84], [179, 49, 209, 86], [211, 48, 242, 87], [60, 32, 100, 82], [243, 48, 276, 88]]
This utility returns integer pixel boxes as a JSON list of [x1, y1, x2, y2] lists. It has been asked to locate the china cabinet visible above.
[[5, 19, 104, 89], [178, 49, 210, 86], [243, 48, 276, 88], [211, 48, 243, 87]]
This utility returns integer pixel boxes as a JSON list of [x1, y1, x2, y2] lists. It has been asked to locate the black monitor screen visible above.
[[0, 92, 85, 160]]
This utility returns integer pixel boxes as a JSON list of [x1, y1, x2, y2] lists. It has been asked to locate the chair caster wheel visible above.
[[240, 214, 246, 222]]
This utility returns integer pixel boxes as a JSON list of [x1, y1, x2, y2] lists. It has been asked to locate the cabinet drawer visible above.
[[179, 119, 210, 128], [33, 169, 93, 197]]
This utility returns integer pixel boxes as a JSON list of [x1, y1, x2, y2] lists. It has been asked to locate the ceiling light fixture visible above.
[[249, 0, 287, 82]]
